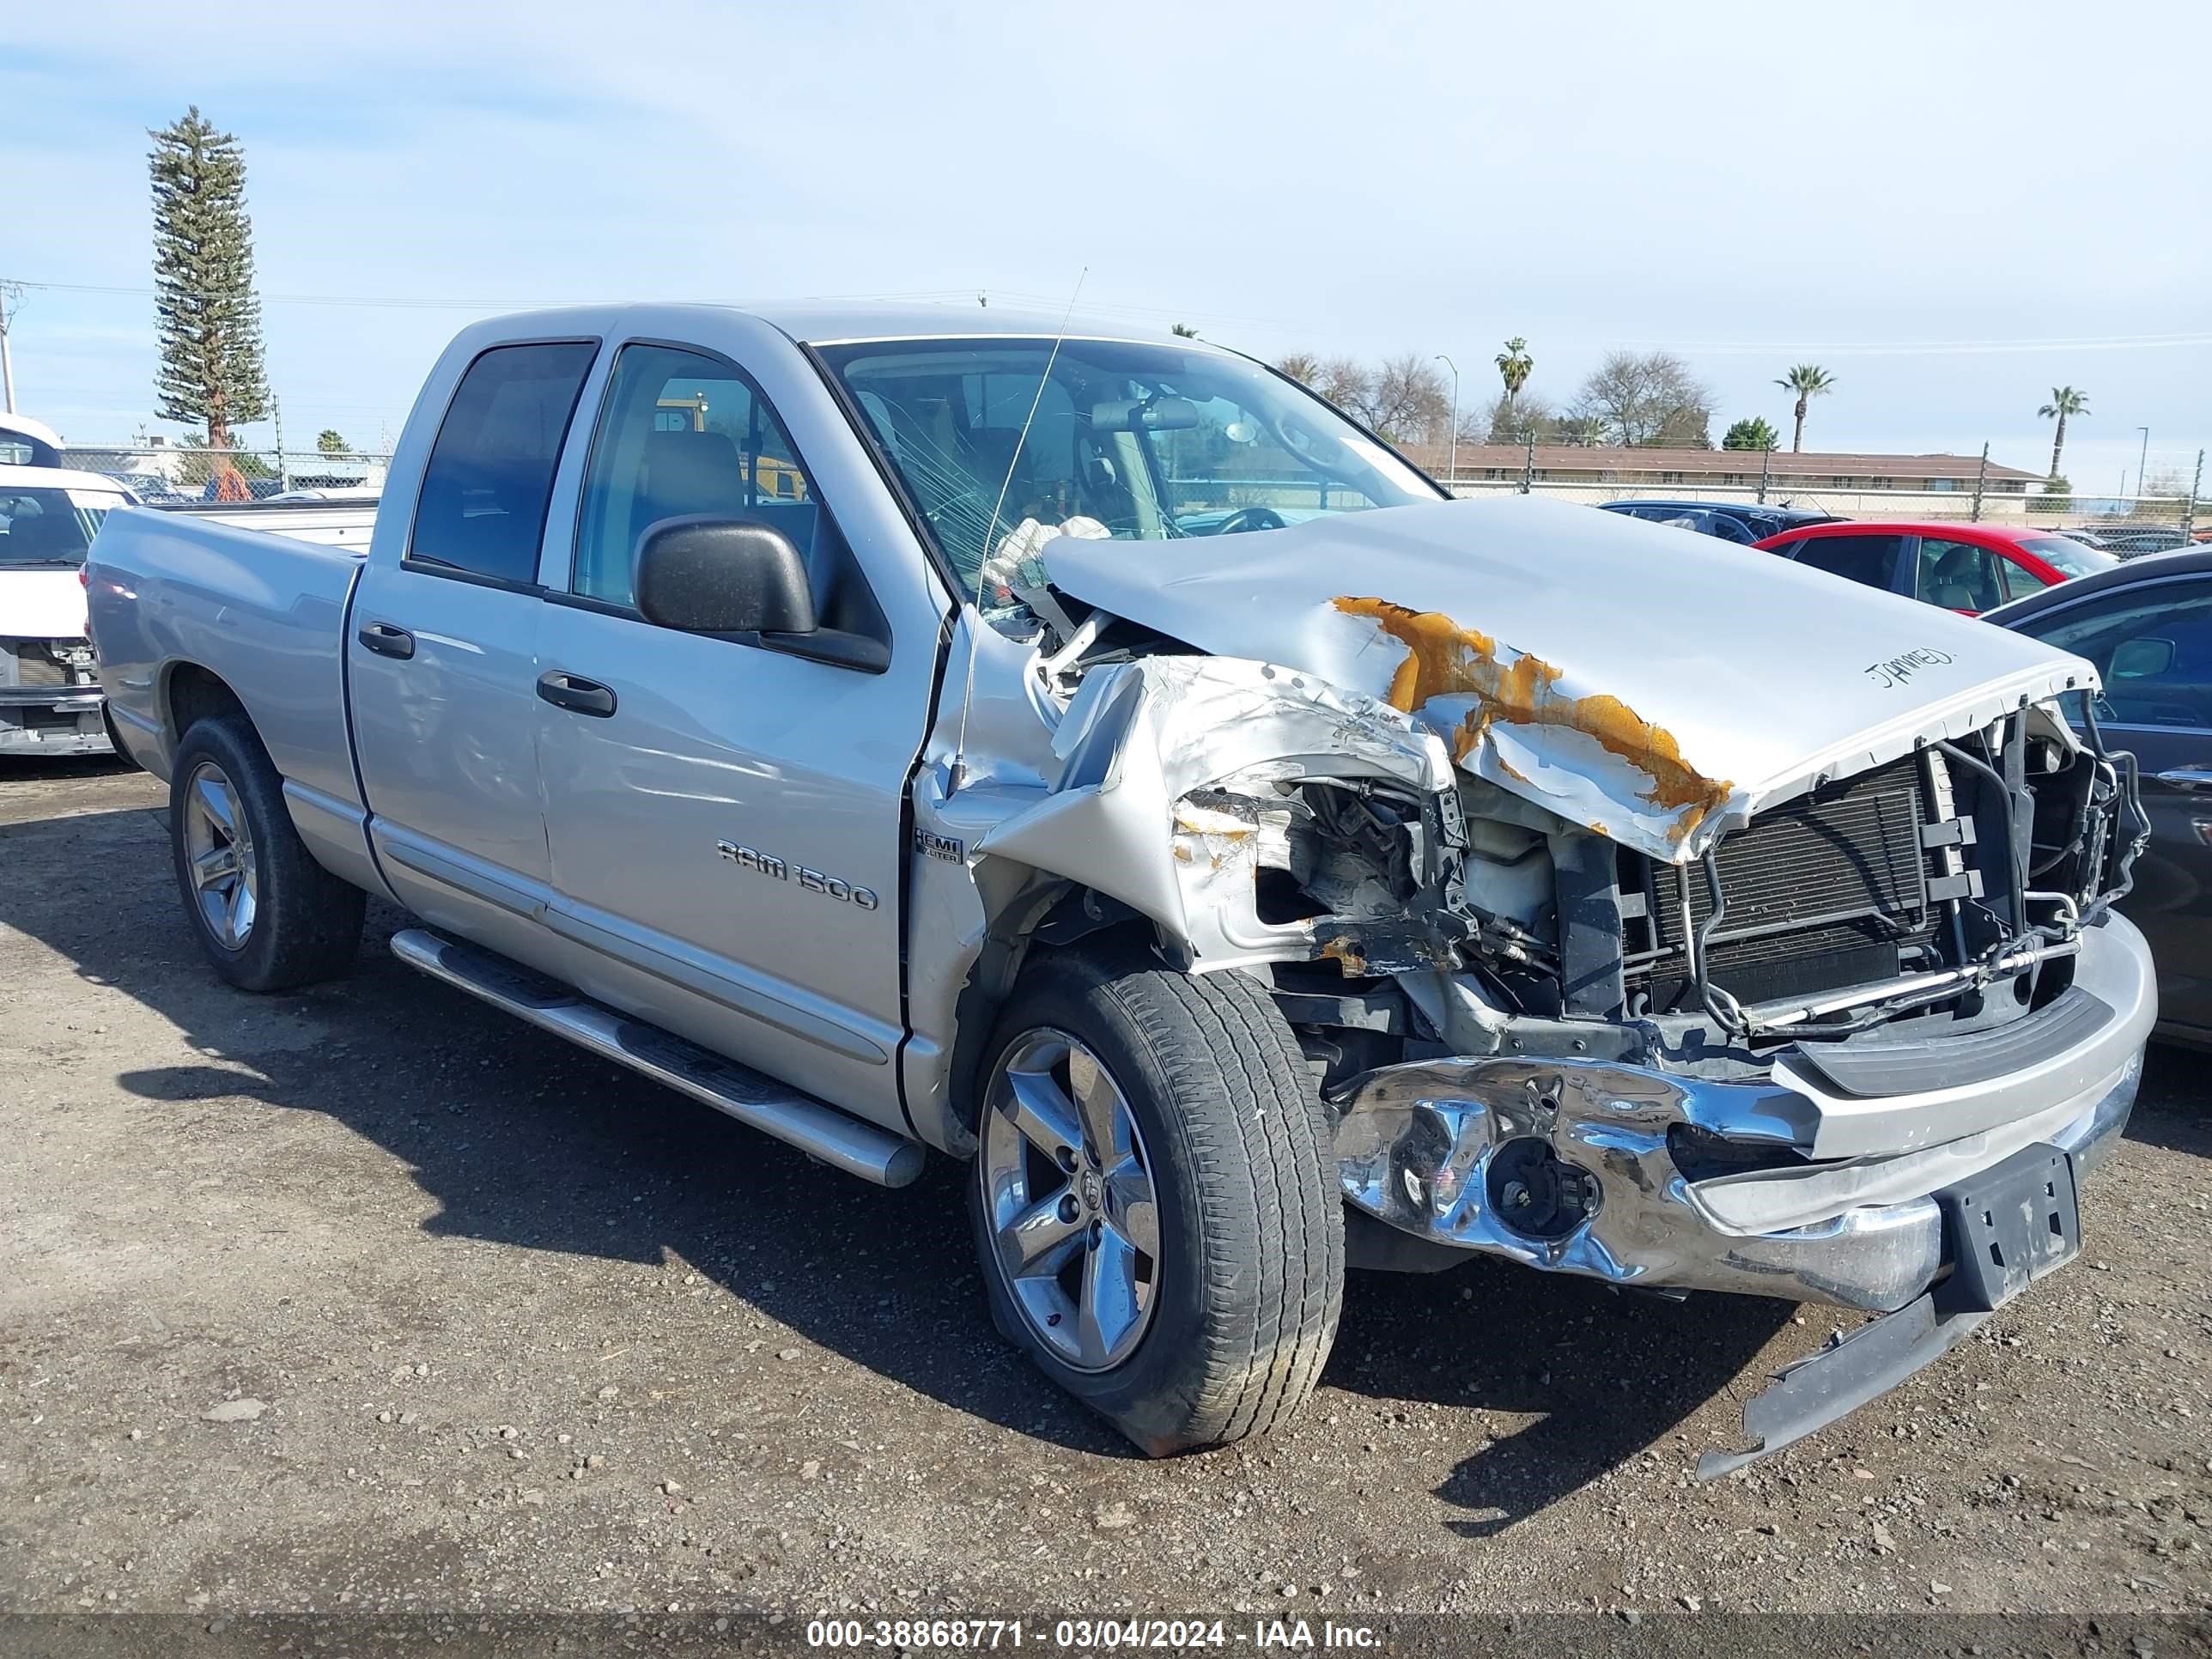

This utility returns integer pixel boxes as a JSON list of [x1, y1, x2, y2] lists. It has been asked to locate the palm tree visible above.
[[2038, 386, 2089, 478], [1170, 323, 1200, 338], [1495, 337, 1534, 411], [1774, 363, 1836, 452]]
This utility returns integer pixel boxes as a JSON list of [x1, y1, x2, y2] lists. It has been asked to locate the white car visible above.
[[0, 463, 131, 757]]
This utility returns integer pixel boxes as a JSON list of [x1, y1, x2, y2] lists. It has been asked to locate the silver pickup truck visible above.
[[86, 305, 2154, 1473]]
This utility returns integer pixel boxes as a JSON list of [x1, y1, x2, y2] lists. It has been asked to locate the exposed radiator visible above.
[[1623, 754, 1950, 1009]]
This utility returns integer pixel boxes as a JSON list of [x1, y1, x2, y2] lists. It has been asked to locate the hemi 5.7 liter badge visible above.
[[715, 841, 878, 910]]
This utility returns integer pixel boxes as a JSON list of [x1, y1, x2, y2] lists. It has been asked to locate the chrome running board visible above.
[[389, 927, 925, 1188]]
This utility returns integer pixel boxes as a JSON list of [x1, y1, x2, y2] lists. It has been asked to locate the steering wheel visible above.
[[1211, 506, 1286, 536]]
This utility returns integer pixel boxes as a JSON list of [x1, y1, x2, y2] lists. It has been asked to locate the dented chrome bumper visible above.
[[1334, 915, 2154, 1312]]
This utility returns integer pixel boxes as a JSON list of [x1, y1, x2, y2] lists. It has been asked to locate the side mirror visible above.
[[2109, 637, 2175, 680], [635, 516, 817, 636]]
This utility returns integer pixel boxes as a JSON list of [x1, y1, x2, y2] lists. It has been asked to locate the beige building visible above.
[[1402, 444, 2047, 521]]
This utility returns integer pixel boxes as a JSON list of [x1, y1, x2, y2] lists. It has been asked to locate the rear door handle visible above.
[[356, 622, 415, 659], [537, 671, 617, 718], [2154, 767, 2212, 792]]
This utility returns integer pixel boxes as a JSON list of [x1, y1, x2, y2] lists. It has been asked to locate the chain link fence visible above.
[[1440, 474, 2201, 536], [56, 445, 391, 504], [48, 440, 2204, 552]]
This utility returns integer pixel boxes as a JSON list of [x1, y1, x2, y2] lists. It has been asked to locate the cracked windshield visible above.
[[820, 337, 1440, 610]]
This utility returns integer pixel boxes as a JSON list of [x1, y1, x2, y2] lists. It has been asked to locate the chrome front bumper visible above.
[[1335, 915, 2156, 1313]]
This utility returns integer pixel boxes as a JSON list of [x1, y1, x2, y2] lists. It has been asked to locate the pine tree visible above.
[[149, 107, 268, 451]]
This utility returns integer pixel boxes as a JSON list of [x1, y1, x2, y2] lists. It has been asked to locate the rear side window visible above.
[[410, 342, 598, 585], [1794, 534, 1902, 591]]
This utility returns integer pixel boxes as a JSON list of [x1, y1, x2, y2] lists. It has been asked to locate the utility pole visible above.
[[1434, 354, 1459, 494], [2183, 450, 2205, 545], [1970, 441, 1989, 523], [272, 396, 290, 492], [0, 282, 17, 415], [1522, 432, 1535, 495], [2136, 426, 2150, 504], [1756, 446, 1771, 506]]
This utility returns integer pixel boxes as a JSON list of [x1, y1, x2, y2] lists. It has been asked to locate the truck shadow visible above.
[[0, 756, 137, 781], [0, 793, 2057, 1532], [1330, 1263, 1793, 1535]]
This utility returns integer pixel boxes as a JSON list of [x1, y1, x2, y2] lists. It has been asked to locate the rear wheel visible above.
[[169, 717, 365, 991], [969, 946, 1342, 1455]]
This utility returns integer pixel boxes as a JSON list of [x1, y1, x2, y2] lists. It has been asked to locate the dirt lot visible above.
[[3, 758, 2209, 1627]]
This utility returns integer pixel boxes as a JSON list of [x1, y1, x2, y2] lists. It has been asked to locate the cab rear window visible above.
[[409, 341, 598, 586]]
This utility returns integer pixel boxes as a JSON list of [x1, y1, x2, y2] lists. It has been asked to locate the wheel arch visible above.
[[941, 870, 1179, 1152], [161, 659, 256, 753]]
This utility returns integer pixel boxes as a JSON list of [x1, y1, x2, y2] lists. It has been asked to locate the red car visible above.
[[1751, 520, 2116, 615]]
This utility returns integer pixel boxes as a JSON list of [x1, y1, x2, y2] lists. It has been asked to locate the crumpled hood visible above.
[[1037, 495, 2098, 862], [0, 568, 91, 640]]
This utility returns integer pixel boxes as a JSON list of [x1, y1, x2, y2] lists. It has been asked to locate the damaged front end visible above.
[[906, 495, 2155, 1473]]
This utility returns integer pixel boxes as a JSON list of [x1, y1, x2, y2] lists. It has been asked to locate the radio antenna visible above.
[[947, 266, 1087, 796]]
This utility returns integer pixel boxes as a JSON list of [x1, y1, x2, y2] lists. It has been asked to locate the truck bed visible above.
[[87, 507, 367, 814], [151, 498, 380, 550]]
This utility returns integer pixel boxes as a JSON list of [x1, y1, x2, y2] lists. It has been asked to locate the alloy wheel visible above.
[[182, 760, 258, 950], [978, 1028, 1160, 1372]]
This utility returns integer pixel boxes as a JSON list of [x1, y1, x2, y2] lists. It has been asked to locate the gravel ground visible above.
[[3, 758, 2209, 1627]]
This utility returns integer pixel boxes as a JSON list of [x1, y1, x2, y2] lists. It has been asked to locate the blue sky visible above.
[[5, 0, 2209, 491]]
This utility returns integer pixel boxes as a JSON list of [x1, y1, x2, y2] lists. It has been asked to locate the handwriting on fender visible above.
[[1863, 647, 1954, 689]]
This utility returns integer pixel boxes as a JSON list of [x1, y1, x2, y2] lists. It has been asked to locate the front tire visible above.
[[969, 946, 1343, 1455], [169, 716, 365, 992]]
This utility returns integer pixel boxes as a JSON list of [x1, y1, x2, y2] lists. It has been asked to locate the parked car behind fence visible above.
[[1597, 498, 1839, 545], [1754, 520, 2115, 614]]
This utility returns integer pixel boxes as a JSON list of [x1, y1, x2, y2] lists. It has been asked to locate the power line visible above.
[[5, 277, 995, 312], [1609, 331, 2212, 357], [3, 276, 1291, 332], [17, 276, 2205, 356]]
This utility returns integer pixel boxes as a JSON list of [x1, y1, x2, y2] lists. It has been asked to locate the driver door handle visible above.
[[356, 622, 415, 659], [2154, 767, 2212, 792], [537, 671, 617, 719]]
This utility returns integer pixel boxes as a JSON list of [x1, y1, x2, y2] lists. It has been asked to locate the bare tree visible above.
[[1273, 350, 1453, 443], [1314, 356, 1372, 416], [1570, 350, 1713, 447], [1480, 392, 1555, 445], [1355, 353, 1451, 444]]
